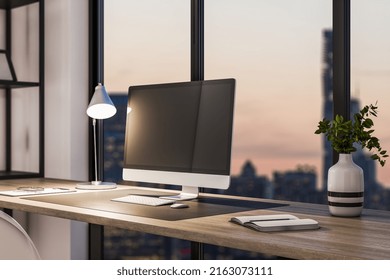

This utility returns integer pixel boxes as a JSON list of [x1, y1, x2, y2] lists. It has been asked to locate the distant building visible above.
[[322, 29, 333, 191], [220, 160, 273, 199], [104, 94, 127, 184], [273, 165, 324, 204]]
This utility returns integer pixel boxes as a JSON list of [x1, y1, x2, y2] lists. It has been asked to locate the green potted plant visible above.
[[315, 103, 388, 217]]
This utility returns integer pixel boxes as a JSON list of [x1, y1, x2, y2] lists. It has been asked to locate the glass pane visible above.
[[351, 0, 390, 210], [104, 0, 190, 260], [204, 0, 332, 259], [205, 0, 332, 202], [104, 0, 190, 91]]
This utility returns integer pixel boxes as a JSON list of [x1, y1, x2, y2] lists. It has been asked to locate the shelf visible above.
[[1, 0, 43, 180], [0, 0, 38, 9], [0, 80, 39, 89], [0, 171, 42, 179]]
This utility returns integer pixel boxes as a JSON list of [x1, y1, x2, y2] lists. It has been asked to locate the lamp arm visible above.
[[92, 118, 99, 183], [76, 117, 116, 189]]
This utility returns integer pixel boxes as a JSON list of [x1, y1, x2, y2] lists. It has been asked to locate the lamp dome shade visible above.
[[86, 83, 117, 119]]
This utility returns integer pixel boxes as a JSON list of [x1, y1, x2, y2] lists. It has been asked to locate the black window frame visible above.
[[89, 0, 351, 260]]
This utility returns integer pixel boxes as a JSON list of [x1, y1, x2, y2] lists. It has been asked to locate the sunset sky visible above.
[[105, 0, 390, 189]]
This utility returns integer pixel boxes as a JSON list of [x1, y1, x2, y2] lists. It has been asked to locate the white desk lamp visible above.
[[77, 83, 117, 190]]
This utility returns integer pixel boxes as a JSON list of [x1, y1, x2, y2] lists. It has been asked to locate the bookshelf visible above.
[[0, 0, 44, 179]]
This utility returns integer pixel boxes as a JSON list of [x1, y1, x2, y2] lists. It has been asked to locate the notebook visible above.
[[230, 214, 319, 232]]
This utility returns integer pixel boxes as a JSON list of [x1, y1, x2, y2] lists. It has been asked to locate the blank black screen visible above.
[[123, 79, 235, 175]]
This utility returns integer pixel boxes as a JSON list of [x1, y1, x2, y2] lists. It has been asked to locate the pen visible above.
[[247, 218, 292, 222]]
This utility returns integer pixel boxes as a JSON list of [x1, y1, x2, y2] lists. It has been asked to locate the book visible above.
[[230, 214, 319, 232]]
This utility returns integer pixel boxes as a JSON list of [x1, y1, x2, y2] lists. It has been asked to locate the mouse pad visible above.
[[23, 189, 286, 221]]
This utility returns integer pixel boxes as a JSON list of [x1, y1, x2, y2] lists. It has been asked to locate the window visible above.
[[205, 0, 332, 202], [351, 0, 390, 209], [101, 0, 389, 260], [104, 0, 191, 260], [104, 0, 189, 90]]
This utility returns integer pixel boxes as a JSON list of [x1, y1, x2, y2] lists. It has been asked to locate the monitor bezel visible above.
[[122, 78, 235, 198]]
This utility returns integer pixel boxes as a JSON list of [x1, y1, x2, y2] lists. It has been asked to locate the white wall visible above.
[[45, 1, 89, 180], [11, 4, 40, 172], [28, 0, 89, 260]]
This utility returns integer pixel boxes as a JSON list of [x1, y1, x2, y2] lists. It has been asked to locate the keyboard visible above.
[[112, 195, 175, 206]]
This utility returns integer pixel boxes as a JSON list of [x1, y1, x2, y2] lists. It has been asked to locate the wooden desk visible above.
[[1, 178, 390, 259]]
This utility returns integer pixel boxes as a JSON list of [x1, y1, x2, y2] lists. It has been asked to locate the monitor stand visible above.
[[160, 186, 199, 201]]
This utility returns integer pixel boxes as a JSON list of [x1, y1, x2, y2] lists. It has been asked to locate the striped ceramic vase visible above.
[[327, 153, 364, 217]]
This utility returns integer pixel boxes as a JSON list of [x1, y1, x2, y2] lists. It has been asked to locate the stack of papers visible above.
[[0, 187, 74, 197]]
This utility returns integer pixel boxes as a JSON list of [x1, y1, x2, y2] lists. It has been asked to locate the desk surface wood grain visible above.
[[1, 178, 390, 259]]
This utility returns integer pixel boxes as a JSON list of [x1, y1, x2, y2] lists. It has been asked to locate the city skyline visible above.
[[104, 0, 390, 188]]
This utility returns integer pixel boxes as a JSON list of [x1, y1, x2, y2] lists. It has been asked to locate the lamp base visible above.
[[76, 181, 117, 190]]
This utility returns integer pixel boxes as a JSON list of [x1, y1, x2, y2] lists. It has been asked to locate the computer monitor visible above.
[[122, 78, 235, 200]]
